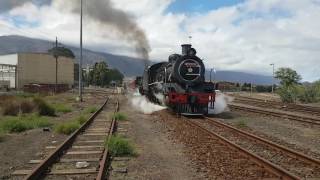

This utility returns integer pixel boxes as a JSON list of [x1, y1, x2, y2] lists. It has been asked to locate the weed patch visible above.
[[53, 103, 72, 113], [33, 97, 55, 116], [235, 119, 248, 128], [106, 135, 135, 157], [85, 106, 98, 114], [54, 115, 88, 135], [76, 115, 87, 125], [0, 114, 52, 133], [54, 122, 80, 135], [112, 112, 127, 121]]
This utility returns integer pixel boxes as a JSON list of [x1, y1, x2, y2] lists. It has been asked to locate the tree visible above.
[[48, 47, 75, 59], [84, 62, 124, 87], [275, 67, 302, 103], [275, 67, 301, 87]]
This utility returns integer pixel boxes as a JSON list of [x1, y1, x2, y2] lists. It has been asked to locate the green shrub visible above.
[[277, 85, 300, 103], [53, 103, 72, 113], [54, 122, 80, 135], [2, 101, 20, 116], [0, 115, 51, 133], [85, 106, 98, 114], [297, 84, 320, 103], [33, 97, 55, 116], [106, 135, 135, 157], [112, 112, 127, 121]]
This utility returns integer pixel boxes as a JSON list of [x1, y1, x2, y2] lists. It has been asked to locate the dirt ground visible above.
[[0, 90, 107, 179], [118, 96, 205, 180]]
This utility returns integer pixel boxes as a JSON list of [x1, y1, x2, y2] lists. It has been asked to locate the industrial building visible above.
[[0, 53, 75, 90]]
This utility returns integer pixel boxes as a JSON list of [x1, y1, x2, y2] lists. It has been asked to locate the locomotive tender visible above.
[[139, 44, 216, 115]]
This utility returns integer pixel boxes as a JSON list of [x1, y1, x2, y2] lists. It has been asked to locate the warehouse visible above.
[[0, 53, 75, 90]]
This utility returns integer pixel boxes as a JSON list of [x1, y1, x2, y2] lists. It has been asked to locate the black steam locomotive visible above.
[[138, 44, 215, 115]]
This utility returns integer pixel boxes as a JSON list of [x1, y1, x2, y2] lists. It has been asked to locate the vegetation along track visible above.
[[233, 96, 320, 117], [198, 117, 320, 179], [12, 97, 119, 180], [175, 116, 300, 179], [229, 103, 320, 126]]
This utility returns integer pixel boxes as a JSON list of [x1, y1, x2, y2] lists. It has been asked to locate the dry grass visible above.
[[2, 101, 20, 116]]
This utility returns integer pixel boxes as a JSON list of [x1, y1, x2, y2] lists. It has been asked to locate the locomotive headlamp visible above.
[[188, 48, 197, 56]]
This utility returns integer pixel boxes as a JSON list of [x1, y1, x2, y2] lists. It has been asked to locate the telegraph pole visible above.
[[79, 0, 83, 102], [270, 63, 275, 93], [55, 37, 58, 94], [210, 68, 213, 82]]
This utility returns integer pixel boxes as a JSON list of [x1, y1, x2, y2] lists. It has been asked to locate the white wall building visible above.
[[0, 53, 75, 89]]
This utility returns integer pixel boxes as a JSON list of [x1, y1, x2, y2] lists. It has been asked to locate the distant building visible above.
[[0, 53, 75, 90]]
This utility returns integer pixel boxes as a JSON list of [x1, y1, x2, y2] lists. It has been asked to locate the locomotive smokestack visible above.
[[181, 44, 192, 55]]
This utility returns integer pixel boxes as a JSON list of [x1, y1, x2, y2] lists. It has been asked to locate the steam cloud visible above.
[[209, 93, 234, 114], [130, 90, 166, 114], [0, 0, 151, 62]]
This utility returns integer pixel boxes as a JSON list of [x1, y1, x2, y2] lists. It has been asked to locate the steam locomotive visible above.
[[137, 44, 216, 115]]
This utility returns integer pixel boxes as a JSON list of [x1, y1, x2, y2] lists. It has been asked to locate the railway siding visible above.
[[229, 103, 320, 126]]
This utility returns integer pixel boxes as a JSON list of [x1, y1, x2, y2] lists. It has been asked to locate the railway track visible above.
[[229, 103, 320, 126], [12, 97, 119, 180], [233, 96, 320, 117], [199, 117, 320, 179], [179, 117, 300, 179]]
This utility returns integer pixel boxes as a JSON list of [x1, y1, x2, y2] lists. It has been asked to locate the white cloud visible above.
[[0, 0, 320, 81]]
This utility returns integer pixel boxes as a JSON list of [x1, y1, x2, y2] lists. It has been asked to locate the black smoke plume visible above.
[[0, 0, 151, 64], [69, 0, 150, 63]]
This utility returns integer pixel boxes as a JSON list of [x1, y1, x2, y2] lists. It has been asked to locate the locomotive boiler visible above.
[[139, 44, 215, 115]]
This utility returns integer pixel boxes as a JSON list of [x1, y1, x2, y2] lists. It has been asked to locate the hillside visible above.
[[0, 35, 274, 85]]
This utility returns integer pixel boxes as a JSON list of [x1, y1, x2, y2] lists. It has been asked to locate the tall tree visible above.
[[275, 67, 301, 87]]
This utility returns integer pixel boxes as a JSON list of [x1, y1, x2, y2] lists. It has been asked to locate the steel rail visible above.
[[205, 117, 320, 166], [229, 104, 320, 126], [24, 98, 109, 180], [183, 119, 300, 180], [234, 98, 320, 116], [234, 96, 320, 113], [96, 100, 119, 180]]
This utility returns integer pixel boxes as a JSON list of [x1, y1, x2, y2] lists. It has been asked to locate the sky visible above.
[[0, 0, 320, 81]]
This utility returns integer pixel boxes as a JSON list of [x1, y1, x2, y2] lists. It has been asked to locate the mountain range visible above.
[[0, 35, 274, 85]]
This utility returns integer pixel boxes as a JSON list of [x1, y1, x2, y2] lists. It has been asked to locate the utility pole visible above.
[[210, 68, 213, 82], [55, 37, 58, 94], [270, 63, 275, 94], [79, 0, 83, 102]]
